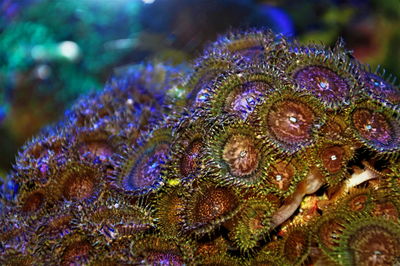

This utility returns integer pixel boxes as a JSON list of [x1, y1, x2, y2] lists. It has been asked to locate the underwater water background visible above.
[[0, 0, 399, 177]]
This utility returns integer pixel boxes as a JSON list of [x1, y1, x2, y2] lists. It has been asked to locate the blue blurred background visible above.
[[1, 0, 399, 176]]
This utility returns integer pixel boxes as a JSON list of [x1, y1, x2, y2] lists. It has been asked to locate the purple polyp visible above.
[[147, 252, 183, 265], [231, 90, 261, 118], [294, 65, 350, 106], [363, 72, 400, 105], [226, 81, 266, 119], [235, 46, 265, 62], [125, 144, 169, 192]]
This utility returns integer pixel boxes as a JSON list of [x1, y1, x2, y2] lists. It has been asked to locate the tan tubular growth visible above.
[[343, 161, 381, 192], [271, 167, 324, 228], [271, 161, 382, 228]]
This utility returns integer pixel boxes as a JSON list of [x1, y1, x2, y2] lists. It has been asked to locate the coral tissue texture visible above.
[[1, 30, 400, 265]]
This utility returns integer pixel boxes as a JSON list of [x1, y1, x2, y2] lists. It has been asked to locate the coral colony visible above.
[[1, 30, 400, 265]]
